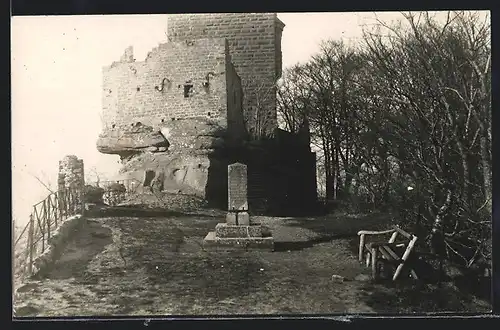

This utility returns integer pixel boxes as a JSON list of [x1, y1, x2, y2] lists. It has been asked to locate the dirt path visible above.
[[40, 219, 113, 280], [16, 209, 491, 316], [15, 209, 379, 316]]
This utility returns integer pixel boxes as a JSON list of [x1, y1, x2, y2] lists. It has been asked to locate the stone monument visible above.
[[203, 163, 274, 251]]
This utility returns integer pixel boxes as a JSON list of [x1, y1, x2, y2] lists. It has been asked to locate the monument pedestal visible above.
[[202, 162, 274, 252], [226, 211, 250, 225], [203, 223, 274, 251]]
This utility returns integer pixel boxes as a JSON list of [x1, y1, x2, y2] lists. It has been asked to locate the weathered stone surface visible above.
[[215, 223, 263, 238], [31, 215, 86, 278], [117, 152, 228, 200], [96, 123, 169, 155], [168, 14, 283, 137], [58, 155, 85, 191], [158, 118, 227, 153], [95, 14, 317, 217], [194, 136, 226, 150], [147, 146, 158, 152], [83, 185, 105, 204], [225, 211, 250, 225], [100, 118, 229, 197], [227, 163, 248, 211], [106, 182, 126, 193], [150, 171, 165, 193], [202, 161, 274, 250], [202, 231, 274, 251], [101, 39, 233, 130]]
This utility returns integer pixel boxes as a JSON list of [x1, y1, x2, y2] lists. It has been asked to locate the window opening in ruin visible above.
[[184, 82, 193, 98], [207, 112, 211, 117], [136, 87, 140, 91], [112, 124, 116, 128], [161, 119, 165, 123], [143, 170, 156, 187]]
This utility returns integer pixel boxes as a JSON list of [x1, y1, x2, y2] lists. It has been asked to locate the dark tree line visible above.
[[277, 11, 491, 269]]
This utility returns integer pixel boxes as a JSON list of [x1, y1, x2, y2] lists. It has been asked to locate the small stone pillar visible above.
[[58, 155, 85, 213], [226, 163, 250, 225], [58, 155, 85, 191], [203, 163, 274, 251]]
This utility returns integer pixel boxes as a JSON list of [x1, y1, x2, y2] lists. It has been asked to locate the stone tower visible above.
[[167, 13, 285, 138]]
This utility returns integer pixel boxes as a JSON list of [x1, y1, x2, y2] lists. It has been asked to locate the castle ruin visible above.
[[96, 13, 317, 214]]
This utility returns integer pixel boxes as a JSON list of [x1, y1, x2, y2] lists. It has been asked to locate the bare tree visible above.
[[276, 11, 491, 269], [362, 11, 491, 266], [85, 166, 108, 187], [277, 41, 365, 202], [27, 170, 55, 194]]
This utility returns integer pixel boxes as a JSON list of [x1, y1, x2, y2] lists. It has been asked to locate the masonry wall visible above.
[[167, 13, 285, 137], [101, 38, 228, 131], [245, 147, 318, 216], [225, 49, 245, 144], [58, 155, 85, 191]]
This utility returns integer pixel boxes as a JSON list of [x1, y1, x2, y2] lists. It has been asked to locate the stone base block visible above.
[[215, 223, 263, 238], [203, 231, 274, 251], [226, 211, 250, 225]]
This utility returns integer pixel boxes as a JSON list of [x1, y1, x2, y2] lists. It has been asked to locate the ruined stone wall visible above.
[[58, 155, 85, 191], [225, 50, 245, 144], [96, 14, 319, 212], [101, 38, 228, 131], [167, 13, 285, 137]]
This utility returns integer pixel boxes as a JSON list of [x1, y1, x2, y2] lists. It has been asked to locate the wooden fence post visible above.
[[46, 199, 51, 241], [54, 194, 58, 227], [27, 214, 34, 276], [40, 216, 45, 254], [12, 218, 15, 302]]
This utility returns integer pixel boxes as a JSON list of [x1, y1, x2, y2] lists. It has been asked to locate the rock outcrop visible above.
[[83, 185, 105, 204], [97, 118, 231, 204], [96, 122, 170, 157], [118, 151, 213, 196]]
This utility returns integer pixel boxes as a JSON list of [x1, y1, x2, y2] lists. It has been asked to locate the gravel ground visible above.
[[13, 195, 491, 316]]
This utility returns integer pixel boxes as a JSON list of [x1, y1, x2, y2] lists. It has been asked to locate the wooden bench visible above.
[[357, 225, 419, 281]]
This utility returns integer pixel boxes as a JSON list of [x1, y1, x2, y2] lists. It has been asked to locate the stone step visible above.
[[215, 223, 263, 238], [202, 231, 274, 252]]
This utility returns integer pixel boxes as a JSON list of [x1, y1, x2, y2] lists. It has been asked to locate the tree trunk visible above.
[[479, 134, 492, 213], [332, 142, 338, 200], [323, 131, 334, 201], [429, 188, 452, 253]]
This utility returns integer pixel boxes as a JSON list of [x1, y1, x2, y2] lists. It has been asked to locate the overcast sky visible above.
[[11, 11, 481, 226]]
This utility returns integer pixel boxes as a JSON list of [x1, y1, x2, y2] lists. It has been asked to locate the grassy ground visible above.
[[13, 195, 491, 316]]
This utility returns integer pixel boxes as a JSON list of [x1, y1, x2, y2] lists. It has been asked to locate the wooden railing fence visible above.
[[13, 179, 141, 280], [13, 187, 84, 280]]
